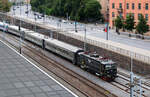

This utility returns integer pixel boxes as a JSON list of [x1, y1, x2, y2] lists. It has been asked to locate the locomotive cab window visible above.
[[105, 63, 116, 70]]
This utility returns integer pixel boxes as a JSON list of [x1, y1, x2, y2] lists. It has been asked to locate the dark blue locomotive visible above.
[[76, 52, 117, 80]]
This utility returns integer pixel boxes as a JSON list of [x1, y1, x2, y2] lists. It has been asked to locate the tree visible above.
[[84, 0, 102, 22], [30, 0, 103, 22], [125, 14, 135, 32], [0, 0, 12, 12], [136, 15, 149, 38], [115, 16, 123, 34]]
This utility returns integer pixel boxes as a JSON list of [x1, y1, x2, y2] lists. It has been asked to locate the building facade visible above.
[[109, 0, 150, 28], [98, 0, 109, 21]]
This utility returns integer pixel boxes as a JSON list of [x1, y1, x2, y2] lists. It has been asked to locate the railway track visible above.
[[118, 72, 150, 91], [1, 32, 150, 97], [113, 73, 149, 97], [0, 33, 117, 97]]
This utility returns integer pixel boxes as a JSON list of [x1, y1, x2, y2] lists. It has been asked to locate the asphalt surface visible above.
[[9, 5, 150, 51]]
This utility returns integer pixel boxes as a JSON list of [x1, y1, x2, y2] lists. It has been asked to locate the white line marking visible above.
[[0, 40, 78, 97]]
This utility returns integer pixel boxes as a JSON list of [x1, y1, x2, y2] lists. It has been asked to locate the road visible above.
[[9, 4, 150, 51]]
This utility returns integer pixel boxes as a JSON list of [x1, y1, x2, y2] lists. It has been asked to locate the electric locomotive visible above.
[[76, 52, 117, 81]]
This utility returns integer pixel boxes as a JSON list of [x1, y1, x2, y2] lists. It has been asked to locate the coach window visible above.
[[145, 3, 149, 10]]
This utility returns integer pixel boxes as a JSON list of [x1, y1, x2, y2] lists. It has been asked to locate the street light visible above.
[[84, 25, 87, 51], [34, 12, 37, 32], [26, 0, 29, 17], [75, 20, 77, 32], [130, 56, 134, 97], [106, 6, 109, 40], [18, 22, 22, 54], [20, 1, 22, 16]]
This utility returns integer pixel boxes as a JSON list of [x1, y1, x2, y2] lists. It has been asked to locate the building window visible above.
[[127, 3, 129, 9], [132, 13, 134, 19], [112, 12, 115, 17], [119, 3, 122, 9], [132, 3, 135, 10], [112, 3, 115, 9], [145, 3, 148, 10], [138, 3, 141, 10], [126, 13, 129, 17], [138, 14, 142, 20], [120, 13, 123, 18], [145, 14, 148, 21]]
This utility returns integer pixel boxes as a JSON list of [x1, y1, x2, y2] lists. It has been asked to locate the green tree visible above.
[[30, 0, 103, 22], [136, 15, 149, 38], [125, 14, 135, 32], [0, 0, 11, 12], [115, 16, 123, 33], [84, 0, 102, 22]]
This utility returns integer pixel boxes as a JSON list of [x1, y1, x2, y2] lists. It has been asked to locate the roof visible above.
[[80, 52, 115, 64], [27, 32, 45, 39]]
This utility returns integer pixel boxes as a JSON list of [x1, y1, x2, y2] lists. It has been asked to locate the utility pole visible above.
[[19, 20, 22, 54], [106, 6, 109, 40], [20, 1, 21, 16], [3, 21, 5, 40], [130, 56, 134, 97], [43, 11, 45, 24], [34, 12, 37, 32], [27, 0, 29, 17], [75, 19, 77, 32], [84, 25, 87, 51]]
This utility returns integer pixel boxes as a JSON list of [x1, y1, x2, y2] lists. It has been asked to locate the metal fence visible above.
[[60, 30, 150, 64]]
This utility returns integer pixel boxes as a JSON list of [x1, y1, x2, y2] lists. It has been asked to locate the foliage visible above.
[[114, 16, 123, 32], [0, 0, 12, 12], [136, 15, 149, 35], [125, 14, 135, 32], [30, 0, 103, 22]]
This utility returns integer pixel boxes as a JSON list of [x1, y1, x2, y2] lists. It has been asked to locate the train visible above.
[[0, 22, 117, 81]]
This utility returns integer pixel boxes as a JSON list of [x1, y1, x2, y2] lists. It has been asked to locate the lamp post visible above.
[[106, 6, 109, 40], [84, 25, 87, 51], [34, 12, 37, 32], [130, 56, 134, 97], [19, 20, 22, 54], [20, 1, 22, 16], [75, 19, 77, 32], [27, 0, 29, 17]]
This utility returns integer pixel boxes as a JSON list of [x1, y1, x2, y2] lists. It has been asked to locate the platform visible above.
[[0, 41, 77, 97]]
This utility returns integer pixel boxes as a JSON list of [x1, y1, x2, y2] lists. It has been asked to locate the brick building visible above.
[[109, 0, 150, 28]]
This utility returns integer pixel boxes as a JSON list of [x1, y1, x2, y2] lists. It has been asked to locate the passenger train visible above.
[[0, 22, 117, 81]]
